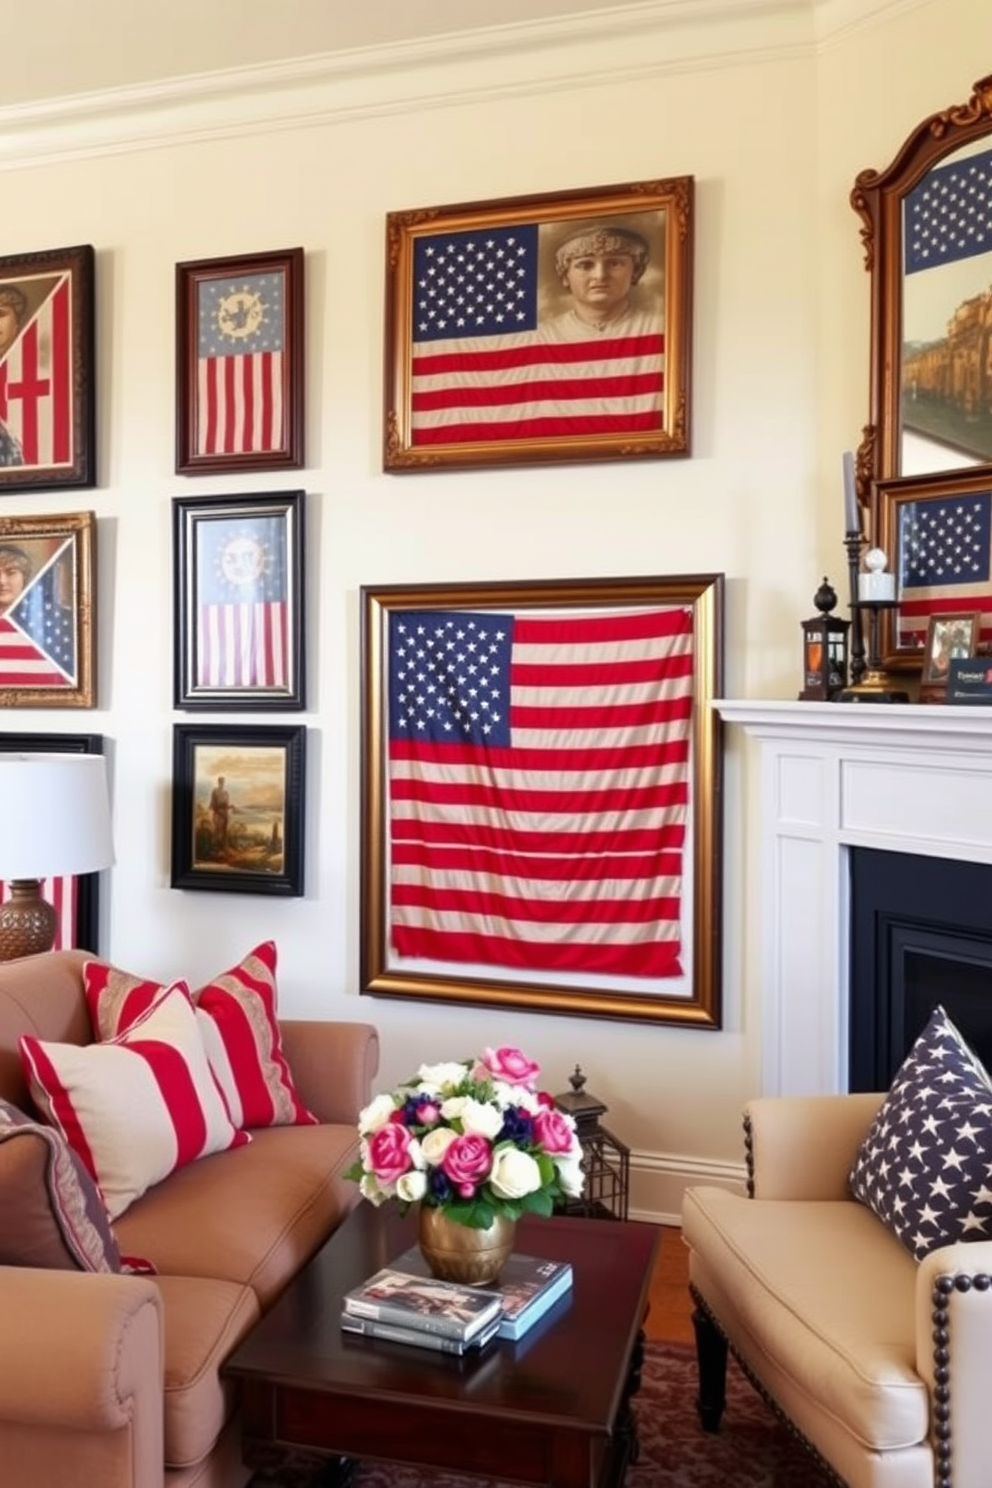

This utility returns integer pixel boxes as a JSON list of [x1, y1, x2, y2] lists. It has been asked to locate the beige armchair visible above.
[[682, 1094, 992, 1488]]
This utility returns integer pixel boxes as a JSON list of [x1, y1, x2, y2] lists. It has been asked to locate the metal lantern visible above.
[[799, 577, 850, 702], [554, 1066, 630, 1221]]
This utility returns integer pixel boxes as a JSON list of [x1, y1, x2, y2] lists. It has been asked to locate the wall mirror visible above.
[[852, 75, 992, 491]]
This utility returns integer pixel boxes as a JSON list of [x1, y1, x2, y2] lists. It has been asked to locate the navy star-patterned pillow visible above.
[[849, 1005, 992, 1260]]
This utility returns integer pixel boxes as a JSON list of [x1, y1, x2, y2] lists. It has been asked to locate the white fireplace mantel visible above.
[[715, 700, 992, 1097]]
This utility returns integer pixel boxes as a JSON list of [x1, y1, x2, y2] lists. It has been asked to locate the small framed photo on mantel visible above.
[[175, 248, 304, 475]]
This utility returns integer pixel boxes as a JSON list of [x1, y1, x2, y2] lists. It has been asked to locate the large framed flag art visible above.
[[383, 177, 694, 473], [175, 248, 304, 475], [0, 244, 95, 493], [360, 573, 724, 1028]]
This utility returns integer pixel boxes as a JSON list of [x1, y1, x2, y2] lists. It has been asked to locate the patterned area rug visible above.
[[246, 1340, 836, 1487]]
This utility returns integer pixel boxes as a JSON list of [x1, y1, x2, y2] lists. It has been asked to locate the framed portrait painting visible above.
[[0, 732, 103, 952], [171, 724, 306, 896], [172, 490, 305, 711], [0, 243, 95, 493], [873, 467, 992, 668], [0, 509, 95, 707], [383, 176, 694, 472], [175, 248, 304, 475], [360, 573, 724, 1027]]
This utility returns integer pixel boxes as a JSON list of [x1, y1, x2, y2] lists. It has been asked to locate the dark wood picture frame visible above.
[[173, 490, 306, 711], [852, 74, 992, 496], [175, 248, 304, 475], [920, 611, 980, 693], [171, 724, 306, 897], [0, 731, 103, 951], [360, 573, 723, 1027], [873, 466, 992, 669], [0, 243, 95, 493], [383, 176, 694, 473], [0, 508, 95, 707]]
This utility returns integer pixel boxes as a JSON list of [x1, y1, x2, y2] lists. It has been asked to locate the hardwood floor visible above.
[[644, 1224, 695, 1345]]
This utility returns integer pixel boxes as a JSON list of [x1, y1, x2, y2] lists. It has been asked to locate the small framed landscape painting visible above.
[[170, 724, 306, 897]]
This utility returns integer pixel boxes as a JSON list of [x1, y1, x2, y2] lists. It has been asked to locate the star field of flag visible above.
[[904, 146, 992, 273], [899, 493, 992, 589], [390, 613, 512, 746], [198, 274, 285, 356], [850, 1006, 992, 1259], [413, 226, 539, 343]]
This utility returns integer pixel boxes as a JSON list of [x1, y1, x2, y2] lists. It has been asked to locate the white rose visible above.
[[359, 1173, 390, 1206], [555, 1156, 585, 1198], [459, 1098, 504, 1139], [440, 1095, 467, 1121], [513, 1088, 543, 1116], [421, 1127, 459, 1165], [358, 1092, 398, 1136], [489, 1147, 542, 1199], [396, 1169, 428, 1202], [417, 1061, 470, 1092]]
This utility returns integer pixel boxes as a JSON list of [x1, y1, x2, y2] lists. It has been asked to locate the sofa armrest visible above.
[[0, 1267, 162, 1476], [745, 1093, 885, 1200], [278, 1019, 380, 1126], [916, 1240, 992, 1488]]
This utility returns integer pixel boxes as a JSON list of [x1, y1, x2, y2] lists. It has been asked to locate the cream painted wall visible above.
[[0, 0, 985, 1221]]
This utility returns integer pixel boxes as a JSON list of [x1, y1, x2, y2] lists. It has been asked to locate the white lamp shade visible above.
[[0, 754, 114, 880]]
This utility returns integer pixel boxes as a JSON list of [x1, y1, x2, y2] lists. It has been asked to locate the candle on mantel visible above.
[[843, 451, 859, 535], [858, 547, 896, 602]]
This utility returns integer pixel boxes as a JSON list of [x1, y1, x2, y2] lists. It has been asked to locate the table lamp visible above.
[[0, 754, 114, 961]]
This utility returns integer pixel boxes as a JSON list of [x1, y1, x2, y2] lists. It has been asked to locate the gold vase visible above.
[[418, 1206, 516, 1286]]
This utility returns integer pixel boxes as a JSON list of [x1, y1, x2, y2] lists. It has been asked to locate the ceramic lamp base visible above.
[[0, 880, 57, 961], [418, 1206, 516, 1286]]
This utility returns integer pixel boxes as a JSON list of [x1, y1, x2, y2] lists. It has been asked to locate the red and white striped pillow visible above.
[[84, 941, 316, 1130], [20, 983, 249, 1220]]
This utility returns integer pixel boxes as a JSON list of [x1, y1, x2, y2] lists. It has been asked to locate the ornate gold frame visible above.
[[360, 573, 724, 1027], [0, 509, 95, 707]]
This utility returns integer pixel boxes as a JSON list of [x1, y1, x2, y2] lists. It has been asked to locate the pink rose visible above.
[[441, 1133, 492, 1195], [367, 1123, 416, 1185], [533, 1107, 576, 1155], [479, 1046, 541, 1087]]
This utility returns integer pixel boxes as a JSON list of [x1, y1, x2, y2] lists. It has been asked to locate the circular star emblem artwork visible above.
[[215, 287, 266, 342], [217, 532, 271, 591]]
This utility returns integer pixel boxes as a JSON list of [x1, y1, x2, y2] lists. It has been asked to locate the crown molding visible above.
[[0, 0, 916, 171]]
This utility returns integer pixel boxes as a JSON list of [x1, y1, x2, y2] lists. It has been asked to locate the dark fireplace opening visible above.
[[848, 848, 992, 1091]]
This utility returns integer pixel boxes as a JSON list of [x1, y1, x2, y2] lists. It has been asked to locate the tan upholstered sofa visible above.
[[0, 948, 379, 1488], [682, 1093, 992, 1488]]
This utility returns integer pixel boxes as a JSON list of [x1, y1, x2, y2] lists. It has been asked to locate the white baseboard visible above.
[[627, 1149, 747, 1227]]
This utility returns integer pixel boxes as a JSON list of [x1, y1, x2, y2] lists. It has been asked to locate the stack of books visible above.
[[341, 1265, 504, 1355], [340, 1247, 575, 1353]]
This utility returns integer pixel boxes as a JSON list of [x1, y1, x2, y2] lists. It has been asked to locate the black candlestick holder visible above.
[[844, 528, 867, 685], [836, 599, 910, 703]]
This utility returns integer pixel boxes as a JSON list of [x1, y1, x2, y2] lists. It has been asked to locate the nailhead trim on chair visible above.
[[688, 1284, 849, 1486], [743, 1112, 755, 1198], [932, 1270, 992, 1488]]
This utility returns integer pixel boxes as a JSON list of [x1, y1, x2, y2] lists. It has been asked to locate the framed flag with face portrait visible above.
[[0, 244, 95, 493], [383, 177, 694, 473], [0, 510, 95, 707], [175, 248, 304, 475]]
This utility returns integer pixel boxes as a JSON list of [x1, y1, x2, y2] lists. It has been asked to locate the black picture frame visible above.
[[172, 490, 306, 711], [170, 724, 305, 897], [175, 247, 304, 475], [0, 243, 95, 493], [360, 573, 724, 1027], [0, 731, 104, 951]]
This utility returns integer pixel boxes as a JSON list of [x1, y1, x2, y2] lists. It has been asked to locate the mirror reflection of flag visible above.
[[896, 491, 992, 648], [386, 605, 692, 980], [409, 225, 664, 445], [196, 517, 288, 689], [0, 540, 76, 687]]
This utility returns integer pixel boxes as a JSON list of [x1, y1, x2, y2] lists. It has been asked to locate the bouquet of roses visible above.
[[345, 1045, 585, 1229]]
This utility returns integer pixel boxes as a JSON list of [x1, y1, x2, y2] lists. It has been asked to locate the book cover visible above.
[[342, 1265, 503, 1341], [389, 1245, 573, 1342], [340, 1311, 501, 1355]]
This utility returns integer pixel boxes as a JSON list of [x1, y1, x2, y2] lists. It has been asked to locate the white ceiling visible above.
[[9, 0, 826, 110]]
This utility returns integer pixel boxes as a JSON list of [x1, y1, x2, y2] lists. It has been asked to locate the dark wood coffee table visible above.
[[225, 1202, 660, 1488]]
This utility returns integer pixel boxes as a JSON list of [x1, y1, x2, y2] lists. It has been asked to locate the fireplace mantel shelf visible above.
[[715, 699, 992, 752], [713, 698, 992, 1098]]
